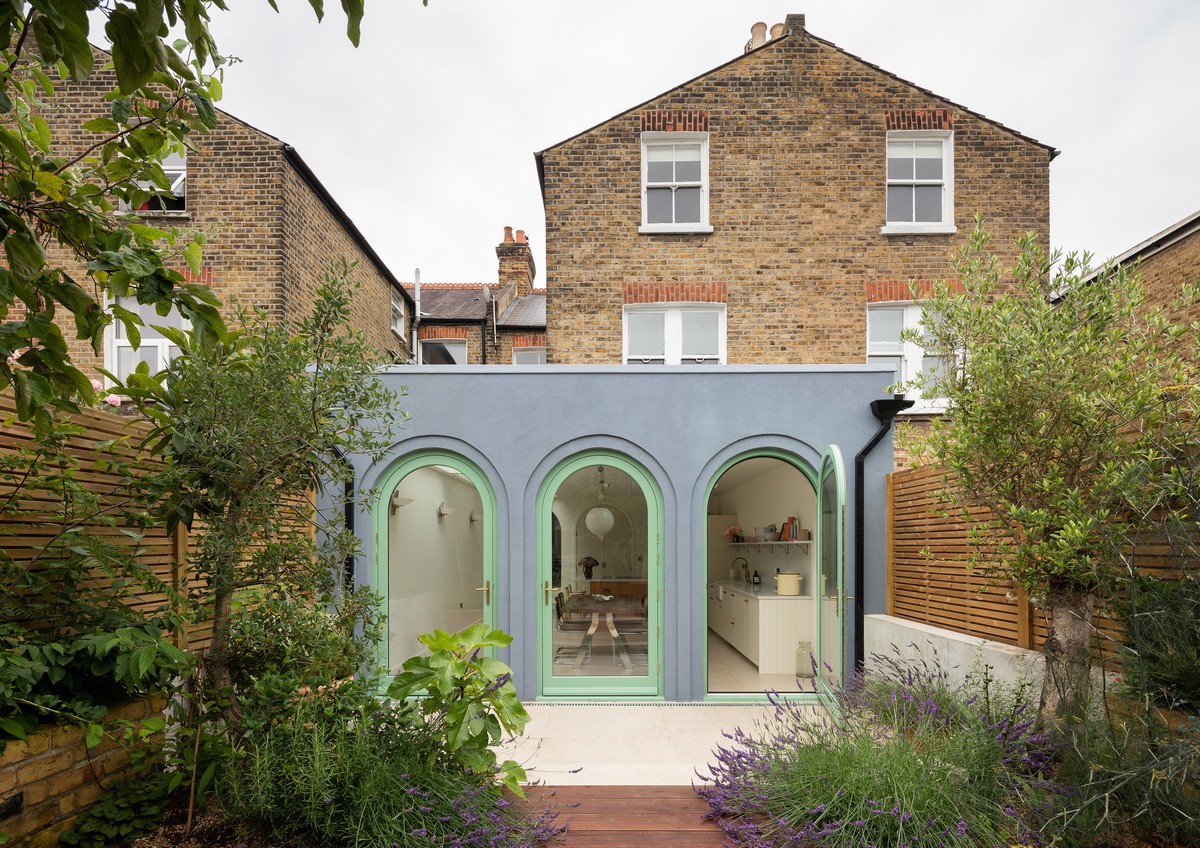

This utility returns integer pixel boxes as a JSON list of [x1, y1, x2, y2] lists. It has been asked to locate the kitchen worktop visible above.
[[715, 580, 811, 600]]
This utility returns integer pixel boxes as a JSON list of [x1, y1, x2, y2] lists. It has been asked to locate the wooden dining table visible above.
[[560, 593, 645, 669]]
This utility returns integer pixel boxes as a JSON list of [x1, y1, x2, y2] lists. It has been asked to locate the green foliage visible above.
[[387, 624, 531, 796], [0, 0, 372, 430], [226, 587, 382, 690], [1056, 705, 1200, 844], [219, 687, 554, 848], [1117, 575, 1200, 711], [0, 408, 193, 738], [901, 218, 1200, 726], [58, 772, 174, 848], [699, 651, 1072, 848], [117, 261, 401, 729], [905, 219, 1200, 600]]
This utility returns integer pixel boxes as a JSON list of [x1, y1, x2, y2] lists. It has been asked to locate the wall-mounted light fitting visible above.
[[437, 503, 456, 521], [469, 509, 483, 524], [389, 492, 413, 515]]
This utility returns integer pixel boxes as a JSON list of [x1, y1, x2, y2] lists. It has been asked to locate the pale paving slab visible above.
[[498, 703, 792, 785]]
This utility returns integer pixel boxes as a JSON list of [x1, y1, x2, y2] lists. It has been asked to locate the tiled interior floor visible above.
[[706, 629, 807, 694]]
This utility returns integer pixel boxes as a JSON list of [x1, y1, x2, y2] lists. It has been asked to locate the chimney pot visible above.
[[770, 22, 785, 40], [515, 229, 527, 244], [750, 21, 767, 49], [503, 226, 514, 243]]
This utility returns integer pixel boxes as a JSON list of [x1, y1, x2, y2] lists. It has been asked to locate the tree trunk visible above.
[[1038, 583, 1095, 732], [204, 578, 242, 730]]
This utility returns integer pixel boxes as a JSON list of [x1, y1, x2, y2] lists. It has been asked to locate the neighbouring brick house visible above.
[[1101, 208, 1200, 327], [407, 227, 546, 365], [38, 48, 413, 385], [535, 13, 1054, 414]]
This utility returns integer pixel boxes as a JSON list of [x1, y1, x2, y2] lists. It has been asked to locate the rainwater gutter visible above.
[[854, 394, 914, 670]]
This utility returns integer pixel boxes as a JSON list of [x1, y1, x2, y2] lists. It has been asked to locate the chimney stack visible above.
[[496, 225, 536, 297]]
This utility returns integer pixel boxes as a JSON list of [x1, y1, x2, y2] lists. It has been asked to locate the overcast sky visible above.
[[205, 0, 1200, 287]]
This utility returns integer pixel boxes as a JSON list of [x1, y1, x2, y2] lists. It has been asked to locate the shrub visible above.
[[219, 689, 562, 848], [1117, 574, 1200, 711], [697, 648, 1070, 848], [225, 586, 381, 690]]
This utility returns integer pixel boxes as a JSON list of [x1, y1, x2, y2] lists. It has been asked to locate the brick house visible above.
[[535, 14, 1054, 415], [407, 227, 545, 365], [1100, 208, 1200, 327], [39, 49, 413, 384]]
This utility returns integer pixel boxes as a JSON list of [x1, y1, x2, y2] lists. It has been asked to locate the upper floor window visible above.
[[867, 302, 949, 409], [421, 339, 467, 365], [391, 293, 407, 337], [639, 132, 712, 235], [512, 347, 546, 365], [624, 305, 725, 365], [109, 296, 186, 382], [128, 151, 187, 213], [881, 132, 954, 235]]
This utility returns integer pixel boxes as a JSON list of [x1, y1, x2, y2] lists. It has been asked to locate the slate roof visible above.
[[498, 293, 547, 329], [404, 285, 493, 322]]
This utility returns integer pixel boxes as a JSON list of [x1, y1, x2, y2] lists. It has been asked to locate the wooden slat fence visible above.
[[0, 392, 211, 652], [887, 465, 1189, 663]]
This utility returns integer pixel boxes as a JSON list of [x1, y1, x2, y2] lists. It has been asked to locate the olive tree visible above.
[[122, 261, 401, 727], [904, 220, 1200, 730]]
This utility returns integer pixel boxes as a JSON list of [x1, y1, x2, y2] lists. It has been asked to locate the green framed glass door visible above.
[[371, 452, 497, 675], [814, 444, 846, 703], [537, 453, 663, 697]]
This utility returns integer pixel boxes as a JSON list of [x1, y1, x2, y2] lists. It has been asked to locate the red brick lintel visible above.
[[640, 110, 710, 133], [418, 325, 470, 340], [884, 109, 953, 132], [511, 333, 546, 349], [622, 282, 728, 305], [867, 279, 963, 303]]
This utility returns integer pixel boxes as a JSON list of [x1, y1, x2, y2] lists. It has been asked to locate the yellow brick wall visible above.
[[25, 51, 410, 382], [542, 30, 1051, 365]]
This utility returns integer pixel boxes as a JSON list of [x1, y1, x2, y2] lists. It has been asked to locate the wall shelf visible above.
[[730, 540, 810, 552]]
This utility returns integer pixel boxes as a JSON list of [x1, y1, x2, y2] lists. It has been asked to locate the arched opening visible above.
[[374, 453, 496, 674], [705, 453, 818, 694], [538, 453, 662, 697]]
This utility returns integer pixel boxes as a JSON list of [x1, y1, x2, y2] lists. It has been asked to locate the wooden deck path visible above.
[[525, 785, 726, 848]]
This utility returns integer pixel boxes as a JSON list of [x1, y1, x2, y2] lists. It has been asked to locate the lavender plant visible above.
[[697, 648, 1072, 848]]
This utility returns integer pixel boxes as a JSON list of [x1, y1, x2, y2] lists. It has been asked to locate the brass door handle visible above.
[[475, 580, 491, 605]]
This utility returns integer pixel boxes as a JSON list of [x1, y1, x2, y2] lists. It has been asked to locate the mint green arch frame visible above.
[[370, 450, 499, 676], [536, 450, 665, 698], [701, 448, 821, 702]]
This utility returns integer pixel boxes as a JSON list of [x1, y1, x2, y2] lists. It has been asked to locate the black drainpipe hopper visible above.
[[854, 394, 915, 670]]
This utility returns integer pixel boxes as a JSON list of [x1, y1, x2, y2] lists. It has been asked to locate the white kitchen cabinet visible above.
[[709, 582, 813, 675]]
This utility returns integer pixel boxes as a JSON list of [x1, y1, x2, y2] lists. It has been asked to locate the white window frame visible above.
[[390, 292, 407, 337], [419, 338, 467, 365], [866, 302, 947, 412], [120, 151, 187, 215], [104, 295, 188, 385], [622, 303, 726, 365], [512, 347, 546, 365], [880, 130, 955, 235], [639, 132, 713, 235]]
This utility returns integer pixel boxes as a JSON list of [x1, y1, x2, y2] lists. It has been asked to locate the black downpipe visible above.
[[480, 320, 488, 365], [854, 395, 914, 670]]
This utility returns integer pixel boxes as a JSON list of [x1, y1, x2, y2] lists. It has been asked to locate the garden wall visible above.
[[0, 695, 166, 847], [887, 465, 1185, 665], [0, 392, 211, 652]]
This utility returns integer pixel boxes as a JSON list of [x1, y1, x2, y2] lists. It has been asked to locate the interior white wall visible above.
[[709, 461, 816, 587], [387, 466, 484, 668]]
